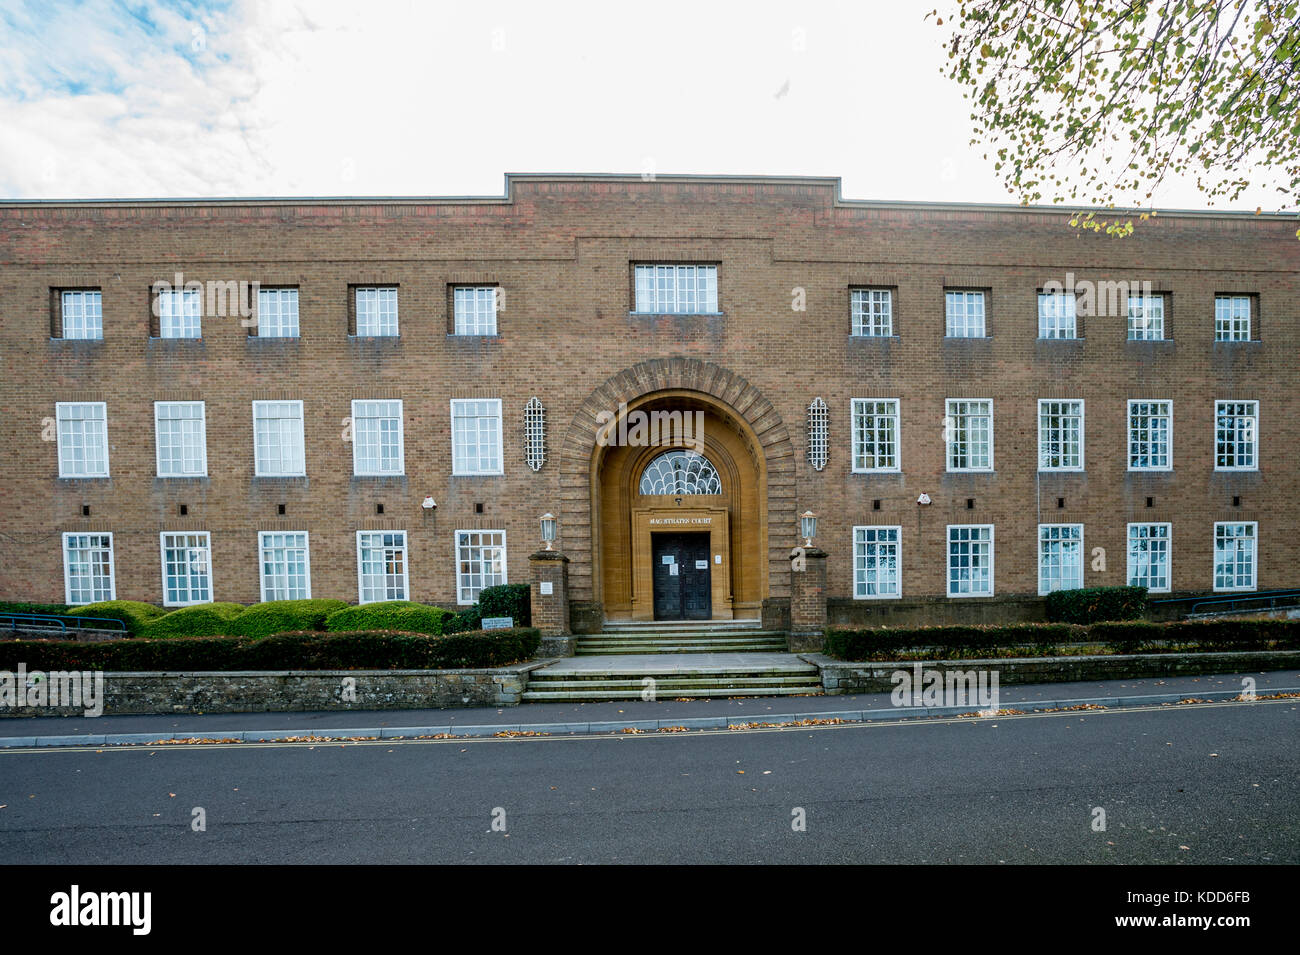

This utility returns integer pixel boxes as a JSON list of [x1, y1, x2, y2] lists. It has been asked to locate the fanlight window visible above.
[[639, 451, 722, 495]]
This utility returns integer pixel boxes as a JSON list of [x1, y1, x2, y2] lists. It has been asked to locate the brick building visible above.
[[1, 174, 1295, 632]]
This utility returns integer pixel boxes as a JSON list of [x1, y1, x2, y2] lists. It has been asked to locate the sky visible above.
[[0, 0, 1285, 209]]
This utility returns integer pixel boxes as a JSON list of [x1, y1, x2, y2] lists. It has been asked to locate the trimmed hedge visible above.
[[65, 600, 168, 634], [227, 599, 349, 640], [1094, 618, 1300, 653], [825, 619, 1300, 660], [138, 603, 247, 639], [0, 627, 542, 672], [1044, 586, 1148, 624], [324, 602, 451, 636], [826, 624, 1084, 661], [479, 584, 531, 627], [443, 606, 483, 634]]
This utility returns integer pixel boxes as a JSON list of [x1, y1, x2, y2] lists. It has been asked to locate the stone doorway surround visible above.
[[563, 359, 797, 626]]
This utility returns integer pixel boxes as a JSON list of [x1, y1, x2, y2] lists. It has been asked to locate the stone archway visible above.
[[559, 359, 797, 627]]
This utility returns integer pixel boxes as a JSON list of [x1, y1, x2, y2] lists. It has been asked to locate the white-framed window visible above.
[[160, 532, 213, 606], [355, 286, 399, 336], [1215, 400, 1258, 470], [853, 526, 901, 598], [258, 531, 311, 601], [1038, 399, 1085, 471], [60, 290, 103, 340], [1038, 524, 1084, 595], [157, 288, 202, 339], [945, 290, 986, 338], [456, 529, 506, 605], [257, 288, 299, 338], [1127, 294, 1164, 340], [55, 402, 109, 478], [63, 532, 115, 605], [807, 397, 829, 472], [1037, 291, 1078, 339], [945, 399, 993, 471], [451, 398, 503, 475], [525, 396, 546, 471], [1127, 400, 1172, 471], [154, 401, 208, 477], [453, 286, 498, 335], [851, 288, 893, 336], [851, 399, 900, 472], [252, 400, 306, 477], [633, 264, 718, 314], [1213, 522, 1257, 592], [357, 530, 408, 604], [1127, 523, 1171, 593], [1214, 295, 1251, 342], [947, 524, 994, 597], [351, 399, 404, 476]]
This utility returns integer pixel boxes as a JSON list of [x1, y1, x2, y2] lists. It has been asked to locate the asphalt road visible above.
[[0, 699, 1295, 864]]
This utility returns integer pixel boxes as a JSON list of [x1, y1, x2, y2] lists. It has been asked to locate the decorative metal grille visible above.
[[808, 397, 828, 471], [524, 397, 546, 471], [638, 450, 722, 495]]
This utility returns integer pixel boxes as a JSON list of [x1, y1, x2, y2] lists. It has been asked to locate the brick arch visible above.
[[559, 358, 798, 608]]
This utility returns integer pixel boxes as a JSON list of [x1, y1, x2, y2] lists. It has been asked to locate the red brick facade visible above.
[[1, 175, 1295, 621]]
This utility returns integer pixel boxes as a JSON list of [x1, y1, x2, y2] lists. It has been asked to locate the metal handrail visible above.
[[1187, 592, 1300, 616], [1, 612, 128, 634], [1150, 588, 1300, 607]]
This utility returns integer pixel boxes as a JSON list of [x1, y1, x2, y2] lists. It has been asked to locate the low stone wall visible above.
[[2, 662, 553, 717], [812, 649, 1300, 694]]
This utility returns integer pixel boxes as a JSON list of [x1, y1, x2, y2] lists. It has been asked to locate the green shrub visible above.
[[138, 603, 246, 639], [228, 599, 348, 640], [443, 606, 483, 634], [0, 628, 542, 671], [478, 584, 531, 627], [0, 601, 74, 617], [1089, 621, 1165, 653], [1162, 618, 1300, 651], [65, 600, 167, 634], [825, 623, 1084, 661], [824, 619, 1300, 660], [324, 602, 451, 636], [1044, 586, 1148, 624]]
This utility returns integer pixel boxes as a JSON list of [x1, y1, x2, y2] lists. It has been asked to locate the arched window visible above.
[[524, 397, 546, 471], [808, 397, 828, 471], [638, 450, 723, 495]]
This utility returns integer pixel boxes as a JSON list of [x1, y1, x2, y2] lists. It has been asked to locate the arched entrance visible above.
[[559, 359, 798, 628], [595, 393, 767, 621]]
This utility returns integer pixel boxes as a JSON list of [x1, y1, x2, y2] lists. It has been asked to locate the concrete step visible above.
[[521, 685, 823, 701], [600, 618, 764, 632], [529, 673, 821, 686], [576, 644, 787, 655], [524, 652, 823, 701], [576, 630, 788, 655]]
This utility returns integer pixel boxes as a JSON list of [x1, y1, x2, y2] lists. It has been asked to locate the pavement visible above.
[[1, 668, 1295, 746]]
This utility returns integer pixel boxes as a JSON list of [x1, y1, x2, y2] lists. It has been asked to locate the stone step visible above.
[[577, 639, 780, 647], [521, 685, 823, 701], [528, 674, 821, 688], [600, 619, 764, 632], [576, 644, 787, 655]]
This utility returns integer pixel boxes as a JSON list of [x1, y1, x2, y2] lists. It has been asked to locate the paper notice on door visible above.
[[662, 555, 675, 565], [669, 563, 678, 575], [695, 560, 708, 569]]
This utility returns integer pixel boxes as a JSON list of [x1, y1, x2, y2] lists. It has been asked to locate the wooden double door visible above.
[[651, 532, 712, 621]]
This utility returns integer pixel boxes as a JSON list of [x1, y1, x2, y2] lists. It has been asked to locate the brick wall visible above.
[[1, 176, 1296, 612]]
